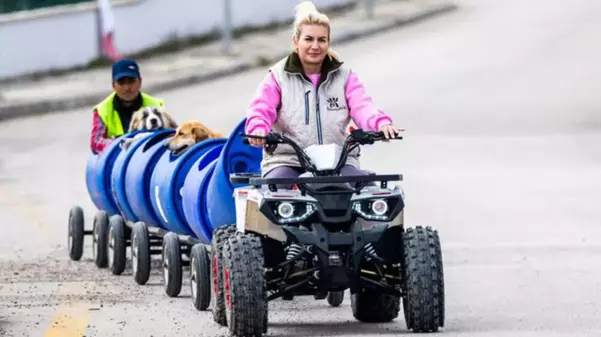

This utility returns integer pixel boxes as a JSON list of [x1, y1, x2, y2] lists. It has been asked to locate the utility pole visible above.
[[96, 0, 103, 59], [365, 0, 375, 19], [222, 0, 233, 54]]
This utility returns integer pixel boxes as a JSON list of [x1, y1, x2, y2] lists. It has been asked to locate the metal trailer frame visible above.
[[67, 205, 213, 311]]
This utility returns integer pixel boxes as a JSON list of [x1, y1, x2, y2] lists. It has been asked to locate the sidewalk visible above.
[[0, 0, 457, 122]]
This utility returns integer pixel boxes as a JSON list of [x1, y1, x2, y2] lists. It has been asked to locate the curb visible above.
[[0, 3, 457, 123]]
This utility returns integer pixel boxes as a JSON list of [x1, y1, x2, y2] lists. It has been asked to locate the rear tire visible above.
[[223, 232, 267, 337], [351, 289, 400, 323], [68, 206, 85, 261], [190, 243, 211, 311], [162, 232, 182, 297], [402, 225, 445, 332], [327, 291, 344, 307]]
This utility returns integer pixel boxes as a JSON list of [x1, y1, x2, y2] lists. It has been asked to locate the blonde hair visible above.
[[292, 1, 340, 60], [293, 1, 331, 39]]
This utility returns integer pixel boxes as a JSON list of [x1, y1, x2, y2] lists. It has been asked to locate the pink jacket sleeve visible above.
[[345, 71, 393, 131], [245, 70, 393, 135], [245, 72, 281, 135]]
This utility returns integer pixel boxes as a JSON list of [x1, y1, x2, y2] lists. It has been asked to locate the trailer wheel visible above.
[[68, 205, 85, 261], [190, 243, 211, 310], [131, 221, 151, 285], [93, 210, 109, 268], [162, 232, 182, 297], [327, 291, 344, 307], [108, 215, 127, 275]]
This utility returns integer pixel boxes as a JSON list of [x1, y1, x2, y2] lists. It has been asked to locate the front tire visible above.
[[402, 225, 445, 332], [210, 224, 237, 326], [222, 232, 267, 337]]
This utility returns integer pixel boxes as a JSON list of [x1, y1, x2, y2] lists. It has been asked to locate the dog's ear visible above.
[[129, 113, 141, 132], [192, 125, 210, 143], [162, 111, 178, 129]]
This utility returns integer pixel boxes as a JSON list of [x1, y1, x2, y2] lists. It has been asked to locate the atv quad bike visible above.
[[214, 128, 445, 336]]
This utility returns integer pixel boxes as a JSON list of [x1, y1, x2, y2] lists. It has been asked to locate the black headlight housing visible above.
[[260, 200, 318, 224], [352, 195, 404, 222]]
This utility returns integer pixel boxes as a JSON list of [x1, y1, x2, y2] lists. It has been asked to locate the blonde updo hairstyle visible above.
[[292, 1, 339, 61]]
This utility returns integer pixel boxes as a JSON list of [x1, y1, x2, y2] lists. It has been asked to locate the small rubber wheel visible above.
[[131, 221, 151, 285], [68, 205, 85, 261], [190, 243, 211, 310], [93, 210, 109, 268], [327, 291, 344, 307], [108, 215, 127, 275], [162, 232, 182, 297]]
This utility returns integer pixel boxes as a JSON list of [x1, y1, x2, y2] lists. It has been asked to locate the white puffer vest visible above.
[[261, 53, 361, 175]]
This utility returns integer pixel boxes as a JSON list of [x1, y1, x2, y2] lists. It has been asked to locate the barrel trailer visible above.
[[67, 119, 445, 336]]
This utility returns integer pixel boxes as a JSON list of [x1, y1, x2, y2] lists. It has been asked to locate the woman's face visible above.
[[294, 24, 330, 67]]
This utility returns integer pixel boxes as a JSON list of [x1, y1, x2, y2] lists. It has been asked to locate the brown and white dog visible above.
[[167, 120, 223, 154], [120, 106, 178, 150], [129, 106, 178, 131]]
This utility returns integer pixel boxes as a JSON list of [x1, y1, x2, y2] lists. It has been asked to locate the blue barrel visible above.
[[85, 154, 101, 210], [124, 129, 175, 229], [204, 119, 262, 232], [181, 146, 223, 243], [111, 132, 164, 221], [149, 138, 227, 236], [85, 137, 127, 216]]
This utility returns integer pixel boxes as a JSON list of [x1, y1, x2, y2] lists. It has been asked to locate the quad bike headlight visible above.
[[277, 202, 295, 218], [371, 199, 388, 216], [352, 198, 390, 221], [272, 201, 316, 224]]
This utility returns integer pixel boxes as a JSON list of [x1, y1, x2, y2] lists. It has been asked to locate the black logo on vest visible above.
[[326, 96, 346, 111]]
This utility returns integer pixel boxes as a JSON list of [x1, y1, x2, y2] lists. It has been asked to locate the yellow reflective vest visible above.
[[94, 92, 165, 138]]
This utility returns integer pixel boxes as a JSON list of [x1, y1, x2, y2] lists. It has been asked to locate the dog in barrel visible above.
[[167, 120, 224, 154], [120, 106, 178, 150]]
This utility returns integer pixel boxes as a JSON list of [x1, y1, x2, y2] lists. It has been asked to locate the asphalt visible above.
[[1, 0, 601, 336], [0, 0, 457, 122]]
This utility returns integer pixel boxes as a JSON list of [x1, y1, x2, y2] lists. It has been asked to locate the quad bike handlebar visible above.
[[241, 128, 403, 176]]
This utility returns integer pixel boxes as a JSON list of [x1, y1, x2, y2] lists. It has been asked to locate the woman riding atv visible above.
[[245, 0, 402, 178]]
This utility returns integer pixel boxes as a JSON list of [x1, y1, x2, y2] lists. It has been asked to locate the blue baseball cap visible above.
[[112, 58, 141, 81]]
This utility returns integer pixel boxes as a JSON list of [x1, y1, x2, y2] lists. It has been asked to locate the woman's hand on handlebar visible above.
[[380, 124, 402, 140], [249, 130, 266, 147]]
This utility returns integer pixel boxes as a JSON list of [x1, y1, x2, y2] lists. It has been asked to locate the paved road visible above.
[[2, 0, 601, 336]]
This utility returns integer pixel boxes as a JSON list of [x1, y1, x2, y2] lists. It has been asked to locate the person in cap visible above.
[[90, 58, 165, 154]]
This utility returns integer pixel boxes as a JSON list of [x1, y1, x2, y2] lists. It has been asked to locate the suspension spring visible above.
[[364, 243, 379, 261], [286, 243, 302, 260]]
